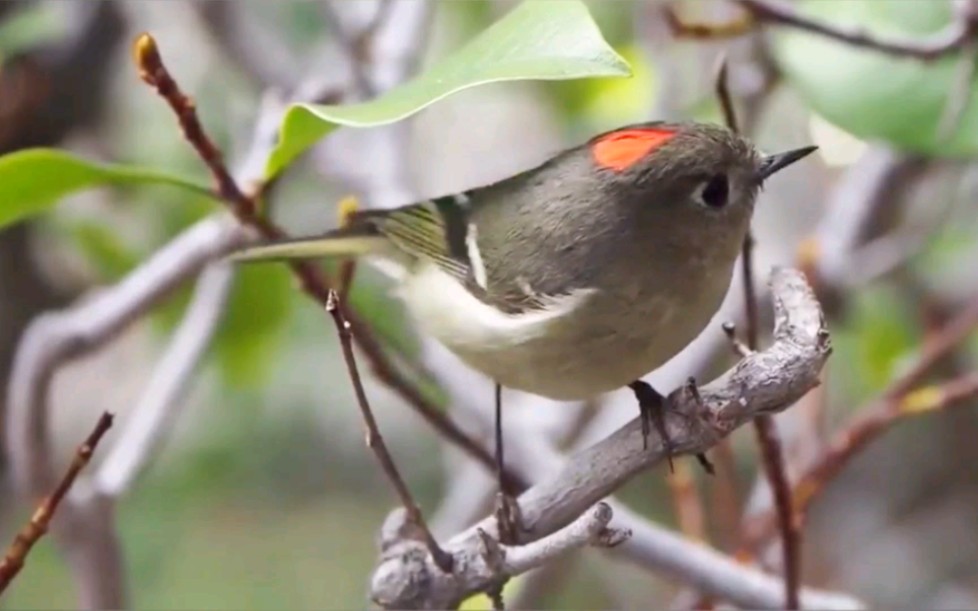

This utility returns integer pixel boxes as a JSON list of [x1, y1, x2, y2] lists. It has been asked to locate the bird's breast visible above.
[[396, 256, 734, 401]]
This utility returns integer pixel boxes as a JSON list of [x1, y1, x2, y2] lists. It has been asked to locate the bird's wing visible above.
[[361, 193, 481, 287]]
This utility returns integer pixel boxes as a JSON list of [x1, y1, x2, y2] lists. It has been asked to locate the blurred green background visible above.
[[2, 1, 978, 608]]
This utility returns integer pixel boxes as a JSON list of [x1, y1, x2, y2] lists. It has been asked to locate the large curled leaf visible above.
[[0, 149, 213, 229], [773, 0, 978, 156], [264, 0, 632, 179]]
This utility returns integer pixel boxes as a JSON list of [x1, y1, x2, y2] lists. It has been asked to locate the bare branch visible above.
[[737, 0, 978, 61], [612, 500, 861, 611], [6, 216, 248, 499], [369, 268, 839, 608], [133, 32, 503, 488], [94, 264, 234, 497], [4, 215, 245, 607], [134, 31, 462, 573], [0, 412, 114, 595], [745, 293, 978, 546], [327, 290, 453, 572], [886, 294, 978, 399], [667, 0, 978, 61], [485, 502, 627, 578], [373, 502, 629, 610]]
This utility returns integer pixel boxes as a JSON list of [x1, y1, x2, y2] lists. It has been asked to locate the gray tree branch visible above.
[[3, 215, 249, 608], [367, 268, 860, 609], [94, 262, 235, 497]]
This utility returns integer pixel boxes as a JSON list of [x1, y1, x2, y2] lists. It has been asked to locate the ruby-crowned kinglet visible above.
[[233, 122, 816, 451]]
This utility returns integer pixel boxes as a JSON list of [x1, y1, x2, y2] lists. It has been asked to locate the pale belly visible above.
[[398, 262, 729, 400]]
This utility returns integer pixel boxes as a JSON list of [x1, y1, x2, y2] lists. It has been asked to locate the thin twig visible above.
[[721, 321, 752, 359], [6, 215, 245, 608], [745, 295, 978, 546], [666, 0, 978, 61], [746, 371, 978, 548], [131, 33, 508, 490], [0, 412, 115, 594], [737, 0, 978, 61], [885, 294, 978, 399], [133, 32, 462, 573], [326, 290, 453, 572], [795, 372, 978, 515], [716, 58, 800, 609]]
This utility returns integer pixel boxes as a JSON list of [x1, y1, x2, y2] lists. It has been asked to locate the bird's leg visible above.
[[683, 376, 715, 476], [492, 383, 523, 545], [629, 379, 715, 475], [629, 380, 675, 472]]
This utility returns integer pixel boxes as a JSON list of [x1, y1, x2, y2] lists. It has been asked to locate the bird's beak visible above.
[[755, 145, 819, 183]]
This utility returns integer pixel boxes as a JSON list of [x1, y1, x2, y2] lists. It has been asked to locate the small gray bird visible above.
[[233, 121, 816, 488]]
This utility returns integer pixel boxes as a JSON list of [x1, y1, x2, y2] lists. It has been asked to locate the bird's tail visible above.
[[230, 224, 389, 263]]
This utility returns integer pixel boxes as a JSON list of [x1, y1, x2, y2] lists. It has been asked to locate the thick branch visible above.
[[94, 263, 234, 497], [6, 216, 248, 499], [4, 215, 246, 608], [369, 268, 837, 608]]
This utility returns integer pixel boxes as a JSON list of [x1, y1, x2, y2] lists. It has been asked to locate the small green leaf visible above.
[[214, 264, 294, 388], [264, 0, 632, 179], [773, 0, 978, 156], [0, 149, 214, 229]]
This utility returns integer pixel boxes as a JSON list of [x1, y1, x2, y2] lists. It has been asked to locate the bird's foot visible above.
[[629, 380, 676, 472], [494, 491, 525, 546], [629, 378, 715, 476]]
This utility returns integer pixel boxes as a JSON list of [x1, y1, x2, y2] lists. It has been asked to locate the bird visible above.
[[232, 121, 817, 538]]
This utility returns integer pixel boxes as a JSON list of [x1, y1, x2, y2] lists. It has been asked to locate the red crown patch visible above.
[[591, 128, 677, 172]]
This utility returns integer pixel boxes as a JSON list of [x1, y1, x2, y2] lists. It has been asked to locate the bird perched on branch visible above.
[[232, 121, 816, 539]]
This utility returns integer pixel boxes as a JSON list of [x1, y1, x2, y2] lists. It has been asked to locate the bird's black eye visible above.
[[698, 174, 729, 209]]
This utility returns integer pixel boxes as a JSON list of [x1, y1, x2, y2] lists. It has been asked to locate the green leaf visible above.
[[214, 264, 294, 388], [63, 220, 142, 281], [264, 0, 632, 179], [773, 0, 978, 156], [0, 149, 214, 229], [831, 286, 919, 403]]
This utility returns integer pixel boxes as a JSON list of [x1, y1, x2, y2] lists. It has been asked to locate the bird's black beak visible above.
[[755, 145, 819, 183]]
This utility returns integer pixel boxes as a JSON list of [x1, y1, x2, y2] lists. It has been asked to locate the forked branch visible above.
[[369, 268, 833, 609]]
